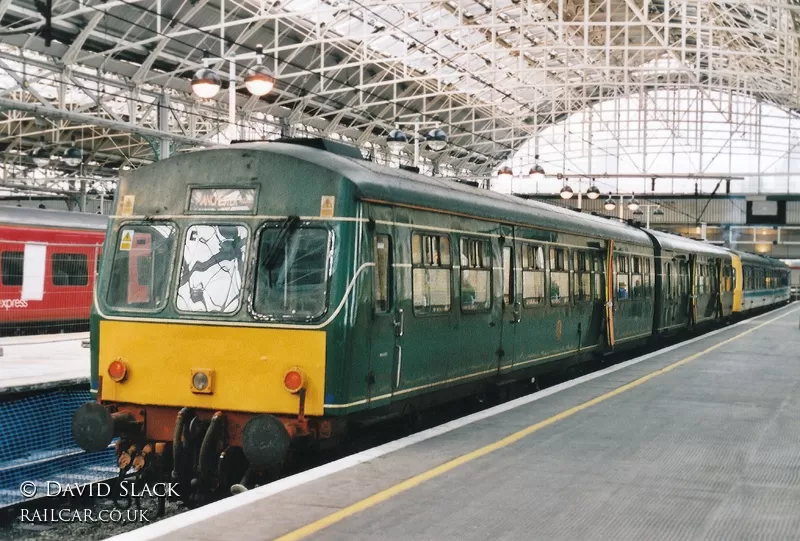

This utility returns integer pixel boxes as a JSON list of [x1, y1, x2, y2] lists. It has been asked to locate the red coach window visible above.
[[1, 251, 24, 286], [51, 253, 89, 286]]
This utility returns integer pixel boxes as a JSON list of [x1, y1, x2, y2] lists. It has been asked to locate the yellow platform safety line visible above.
[[275, 305, 800, 541]]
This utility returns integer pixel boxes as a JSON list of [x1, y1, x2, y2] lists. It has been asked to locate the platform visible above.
[[0, 332, 90, 396], [113, 303, 800, 541]]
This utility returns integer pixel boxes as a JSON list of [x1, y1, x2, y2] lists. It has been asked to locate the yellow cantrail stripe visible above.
[[275, 306, 799, 541]]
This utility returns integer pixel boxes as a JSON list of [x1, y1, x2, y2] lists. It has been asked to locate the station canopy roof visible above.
[[1, 0, 798, 188]]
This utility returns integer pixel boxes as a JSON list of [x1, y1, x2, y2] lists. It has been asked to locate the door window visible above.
[[502, 245, 513, 306], [374, 235, 391, 313], [549, 247, 570, 305], [459, 237, 491, 312]]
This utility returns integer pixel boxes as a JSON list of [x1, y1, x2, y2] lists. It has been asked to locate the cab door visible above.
[[367, 216, 398, 405]]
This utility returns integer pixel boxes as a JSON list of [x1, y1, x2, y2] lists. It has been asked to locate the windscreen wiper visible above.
[[261, 216, 300, 272]]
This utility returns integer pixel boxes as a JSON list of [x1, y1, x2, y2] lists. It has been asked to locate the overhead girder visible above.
[[1, 0, 800, 195]]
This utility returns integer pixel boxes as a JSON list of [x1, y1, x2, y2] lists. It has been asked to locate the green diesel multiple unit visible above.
[[72, 138, 791, 497]]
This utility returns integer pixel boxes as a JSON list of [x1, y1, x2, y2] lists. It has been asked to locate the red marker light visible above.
[[108, 359, 128, 382], [283, 369, 305, 394]]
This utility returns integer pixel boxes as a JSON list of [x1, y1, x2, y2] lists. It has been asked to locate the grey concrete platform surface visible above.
[[112, 303, 800, 541], [0, 332, 89, 395]]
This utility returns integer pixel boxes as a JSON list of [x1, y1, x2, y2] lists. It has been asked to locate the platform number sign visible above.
[[120, 230, 134, 251]]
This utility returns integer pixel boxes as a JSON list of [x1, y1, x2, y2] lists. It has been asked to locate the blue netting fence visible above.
[[0, 389, 117, 508]]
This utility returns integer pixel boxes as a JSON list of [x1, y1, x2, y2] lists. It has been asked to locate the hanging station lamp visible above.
[[386, 129, 408, 152], [425, 128, 448, 151], [586, 182, 600, 199], [192, 50, 222, 99], [497, 165, 513, 182], [529, 155, 545, 182], [31, 136, 51, 168], [604, 193, 616, 211], [244, 44, 275, 97], [627, 195, 640, 211], [62, 136, 83, 167]]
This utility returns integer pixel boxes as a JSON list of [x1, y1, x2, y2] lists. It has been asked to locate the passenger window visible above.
[[374, 235, 391, 313], [643, 258, 651, 296], [51, 253, 88, 286], [502, 245, 513, 306], [574, 251, 591, 303], [616, 254, 629, 300], [549, 247, 569, 305], [522, 244, 545, 307], [1, 251, 24, 286], [459, 237, 491, 312], [411, 233, 451, 315], [631, 256, 643, 299]]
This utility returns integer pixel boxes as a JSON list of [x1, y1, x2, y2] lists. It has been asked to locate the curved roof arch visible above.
[[1, 0, 799, 196]]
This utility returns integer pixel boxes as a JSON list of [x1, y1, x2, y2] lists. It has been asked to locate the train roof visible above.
[[644, 228, 732, 257], [731, 249, 789, 269], [202, 142, 653, 246], [0, 205, 109, 231]]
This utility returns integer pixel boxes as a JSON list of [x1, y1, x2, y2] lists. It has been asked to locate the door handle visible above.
[[394, 308, 404, 337]]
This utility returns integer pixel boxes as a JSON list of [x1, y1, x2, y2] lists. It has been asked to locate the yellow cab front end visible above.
[[72, 147, 349, 493]]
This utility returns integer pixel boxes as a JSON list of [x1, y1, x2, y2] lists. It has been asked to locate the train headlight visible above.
[[191, 369, 214, 394], [108, 359, 128, 382], [283, 368, 306, 394]]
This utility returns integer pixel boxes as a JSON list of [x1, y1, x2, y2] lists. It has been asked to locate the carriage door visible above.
[[367, 219, 397, 404], [498, 226, 518, 370]]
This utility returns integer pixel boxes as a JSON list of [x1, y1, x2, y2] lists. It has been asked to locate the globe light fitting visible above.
[[62, 136, 82, 167], [529, 156, 545, 182], [627, 196, 640, 211], [604, 195, 616, 211], [386, 129, 408, 152], [653, 207, 665, 216], [560, 183, 573, 199], [31, 136, 50, 168], [244, 45, 275, 97], [497, 165, 513, 182], [586, 183, 600, 199], [425, 128, 448, 152], [192, 50, 221, 99]]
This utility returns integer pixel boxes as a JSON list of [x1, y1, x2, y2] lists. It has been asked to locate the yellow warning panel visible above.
[[320, 196, 335, 217], [120, 195, 135, 216], [120, 229, 134, 251]]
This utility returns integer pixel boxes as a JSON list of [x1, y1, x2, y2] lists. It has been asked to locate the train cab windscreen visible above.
[[176, 225, 249, 313], [253, 224, 331, 320], [106, 224, 177, 310]]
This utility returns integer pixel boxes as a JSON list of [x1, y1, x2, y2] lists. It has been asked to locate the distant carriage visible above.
[[0, 206, 107, 335]]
